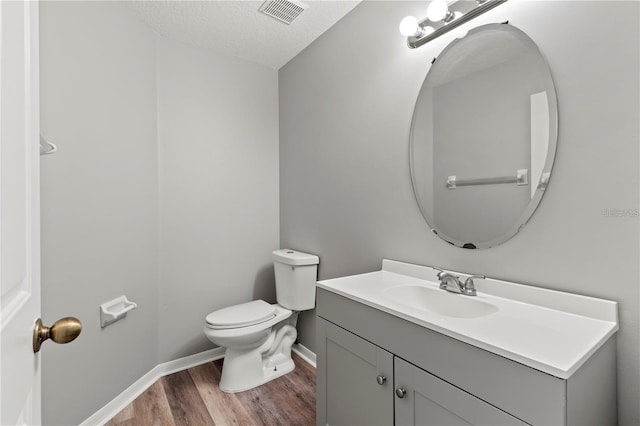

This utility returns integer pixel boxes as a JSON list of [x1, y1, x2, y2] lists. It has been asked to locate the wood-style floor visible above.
[[106, 352, 315, 426]]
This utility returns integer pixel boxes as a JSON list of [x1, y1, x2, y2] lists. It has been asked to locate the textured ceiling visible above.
[[126, 0, 361, 69]]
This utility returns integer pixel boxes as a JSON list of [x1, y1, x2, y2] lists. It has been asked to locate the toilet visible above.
[[203, 249, 319, 393]]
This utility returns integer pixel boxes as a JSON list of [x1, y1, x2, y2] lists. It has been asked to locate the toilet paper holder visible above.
[[100, 295, 137, 328]]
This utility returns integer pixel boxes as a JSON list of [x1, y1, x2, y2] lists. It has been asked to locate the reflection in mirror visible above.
[[410, 23, 558, 249]]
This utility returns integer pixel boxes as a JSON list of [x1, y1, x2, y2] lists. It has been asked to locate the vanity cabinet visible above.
[[318, 319, 393, 426], [394, 356, 525, 426], [316, 287, 617, 426], [317, 318, 525, 426]]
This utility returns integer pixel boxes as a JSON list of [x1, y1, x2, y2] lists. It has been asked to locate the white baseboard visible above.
[[157, 347, 226, 377], [292, 342, 316, 367], [80, 347, 225, 426]]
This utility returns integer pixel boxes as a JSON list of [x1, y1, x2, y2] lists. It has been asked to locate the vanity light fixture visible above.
[[399, 0, 509, 49]]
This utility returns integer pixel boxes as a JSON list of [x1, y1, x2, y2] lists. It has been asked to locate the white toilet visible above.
[[203, 249, 319, 393]]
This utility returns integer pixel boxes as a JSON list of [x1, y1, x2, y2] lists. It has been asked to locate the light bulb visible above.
[[422, 26, 435, 36], [427, 0, 449, 22], [399, 16, 421, 37]]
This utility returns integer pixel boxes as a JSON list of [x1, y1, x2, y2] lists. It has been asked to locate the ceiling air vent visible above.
[[259, 0, 308, 25]]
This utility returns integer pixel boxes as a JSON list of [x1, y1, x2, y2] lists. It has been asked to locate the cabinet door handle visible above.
[[395, 387, 407, 398], [376, 375, 386, 385]]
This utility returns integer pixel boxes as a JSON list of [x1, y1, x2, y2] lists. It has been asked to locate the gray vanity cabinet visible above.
[[316, 287, 617, 426], [394, 357, 526, 426], [316, 319, 394, 426], [317, 317, 524, 426]]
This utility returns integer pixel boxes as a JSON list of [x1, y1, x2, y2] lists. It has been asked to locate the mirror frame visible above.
[[409, 23, 559, 249]]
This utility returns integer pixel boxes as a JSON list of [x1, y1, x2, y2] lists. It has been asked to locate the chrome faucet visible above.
[[437, 271, 464, 294], [436, 270, 484, 297]]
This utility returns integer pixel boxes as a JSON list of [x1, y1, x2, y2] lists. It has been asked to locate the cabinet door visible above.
[[317, 319, 393, 426], [394, 357, 527, 426]]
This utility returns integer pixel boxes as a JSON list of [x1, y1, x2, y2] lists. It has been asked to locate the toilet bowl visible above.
[[204, 300, 297, 392], [203, 249, 318, 393]]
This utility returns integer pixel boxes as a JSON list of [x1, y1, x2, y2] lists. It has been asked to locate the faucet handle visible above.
[[465, 274, 485, 281], [433, 267, 446, 282], [463, 275, 485, 296]]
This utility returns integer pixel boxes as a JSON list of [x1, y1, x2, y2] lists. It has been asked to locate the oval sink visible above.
[[382, 285, 499, 318]]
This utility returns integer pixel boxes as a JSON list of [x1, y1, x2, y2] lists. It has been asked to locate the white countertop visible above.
[[317, 259, 618, 379]]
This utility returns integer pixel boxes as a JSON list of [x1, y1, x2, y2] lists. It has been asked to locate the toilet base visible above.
[[262, 356, 295, 384], [219, 323, 297, 393]]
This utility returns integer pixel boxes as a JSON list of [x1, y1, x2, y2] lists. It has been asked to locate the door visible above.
[[0, 1, 41, 424], [316, 318, 393, 426], [394, 357, 526, 426]]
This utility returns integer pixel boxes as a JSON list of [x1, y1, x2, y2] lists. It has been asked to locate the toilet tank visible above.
[[272, 249, 319, 311]]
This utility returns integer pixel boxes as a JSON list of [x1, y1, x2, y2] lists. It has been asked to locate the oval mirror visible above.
[[410, 23, 558, 249]]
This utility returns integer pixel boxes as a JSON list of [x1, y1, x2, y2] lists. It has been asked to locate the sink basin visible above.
[[382, 285, 499, 318]]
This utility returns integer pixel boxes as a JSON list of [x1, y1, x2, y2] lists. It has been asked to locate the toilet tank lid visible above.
[[205, 300, 276, 329], [272, 249, 319, 266]]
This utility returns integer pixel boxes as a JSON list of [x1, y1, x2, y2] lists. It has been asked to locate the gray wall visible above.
[[40, 2, 158, 425], [40, 2, 280, 424], [279, 1, 639, 424], [156, 36, 280, 363]]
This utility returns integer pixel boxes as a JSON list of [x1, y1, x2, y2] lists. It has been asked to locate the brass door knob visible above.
[[33, 317, 82, 353]]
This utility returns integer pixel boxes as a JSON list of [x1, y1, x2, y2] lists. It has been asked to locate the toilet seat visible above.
[[206, 300, 276, 330]]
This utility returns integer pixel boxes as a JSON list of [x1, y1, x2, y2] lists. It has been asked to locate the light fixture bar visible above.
[[407, 0, 509, 49]]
